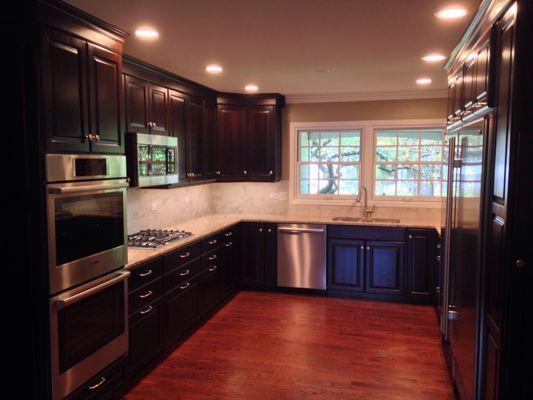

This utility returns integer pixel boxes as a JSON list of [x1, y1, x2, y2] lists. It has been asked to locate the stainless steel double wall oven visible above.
[[46, 154, 130, 400]]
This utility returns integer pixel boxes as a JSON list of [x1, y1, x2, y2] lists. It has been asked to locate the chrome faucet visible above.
[[358, 185, 375, 220]]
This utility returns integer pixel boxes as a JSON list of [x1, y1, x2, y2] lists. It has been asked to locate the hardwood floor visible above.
[[124, 291, 454, 400]]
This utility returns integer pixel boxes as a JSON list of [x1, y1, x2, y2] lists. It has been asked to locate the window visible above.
[[297, 130, 361, 197], [374, 129, 444, 198]]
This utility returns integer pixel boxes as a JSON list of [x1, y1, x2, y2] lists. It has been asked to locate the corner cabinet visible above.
[[40, 26, 126, 154], [216, 94, 284, 182]]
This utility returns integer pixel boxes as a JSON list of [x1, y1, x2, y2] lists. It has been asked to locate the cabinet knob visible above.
[[408, 234, 413, 239], [243, 170, 248, 175], [436, 256, 441, 261], [87, 133, 94, 142], [366, 246, 370, 251], [267, 228, 272, 232], [259, 228, 263, 232], [516, 259, 526, 269], [360, 245, 364, 250], [95, 134, 100, 142], [268, 170, 273, 175], [216, 171, 221, 175]]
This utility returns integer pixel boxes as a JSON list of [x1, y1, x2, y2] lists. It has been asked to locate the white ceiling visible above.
[[66, 0, 480, 97]]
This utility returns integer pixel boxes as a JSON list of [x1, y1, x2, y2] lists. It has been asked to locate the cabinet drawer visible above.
[[328, 225, 406, 241], [65, 357, 124, 400], [129, 258, 163, 292], [201, 233, 223, 252], [163, 242, 202, 273], [163, 279, 199, 343], [202, 248, 221, 269], [129, 278, 162, 315], [164, 258, 202, 293], [221, 226, 238, 242]]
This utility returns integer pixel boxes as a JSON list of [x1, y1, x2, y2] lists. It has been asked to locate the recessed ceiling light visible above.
[[205, 64, 223, 74], [244, 84, 259, 92], [422, 53, 446, 63], [416, 77, 432, 85], [135, 27, 159, 39], [435, 7, 468, 20]]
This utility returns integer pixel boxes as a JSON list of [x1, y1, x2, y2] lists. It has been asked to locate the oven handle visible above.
[[48, 181, 129, 194], [55, 271, 130, 309]]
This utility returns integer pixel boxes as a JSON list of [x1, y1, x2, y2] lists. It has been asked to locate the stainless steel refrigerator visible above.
[[440, 114, 489, 400]]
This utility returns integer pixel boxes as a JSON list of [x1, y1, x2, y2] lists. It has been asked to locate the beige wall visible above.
[[281, 98, 447, 179]]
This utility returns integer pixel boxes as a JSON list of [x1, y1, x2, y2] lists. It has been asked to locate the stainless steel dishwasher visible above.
[[277, 224, 326, 290]]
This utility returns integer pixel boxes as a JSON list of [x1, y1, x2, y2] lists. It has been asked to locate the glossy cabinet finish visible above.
[[365, 241, 405, 295], [41, 27, 124, 154], [406, 228, 437, 299], [168, 89, 189, 182], [216, 106, 246, 180], [247, 106, 277, 181], [187, 96, 205, 181]]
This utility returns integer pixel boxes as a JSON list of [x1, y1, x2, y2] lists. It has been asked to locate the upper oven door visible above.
[[47, 179, 128, 294]]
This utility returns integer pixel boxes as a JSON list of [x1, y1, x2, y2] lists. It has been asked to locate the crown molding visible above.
[[285, 89, 448, 104]]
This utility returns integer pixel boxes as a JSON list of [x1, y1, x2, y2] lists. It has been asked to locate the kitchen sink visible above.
[[331, 217, 401, 224]]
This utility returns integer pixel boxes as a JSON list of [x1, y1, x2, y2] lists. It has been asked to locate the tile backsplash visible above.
[[127, 180, 441, 233]]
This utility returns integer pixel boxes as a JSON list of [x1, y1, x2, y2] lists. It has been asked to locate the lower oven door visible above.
[[50, 270, 130, 400]]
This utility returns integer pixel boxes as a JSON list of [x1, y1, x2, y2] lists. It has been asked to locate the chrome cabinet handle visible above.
[[179, 282, 191, 290], [139, 269, 153, 277], [436, 256, 441, 261], [225, 241, 233, 247], [180, 252, 190, 259], [139, 290, 153, 299], [208, 266, 218, 272], [437, 243, 442, 249], [179, 269, 191, 276], [88, 377, 106, 390], [208, 239, 218, 245], [140, 305, 153, 315], [224, 232, 233, 237], [208, 254, 217, 261]]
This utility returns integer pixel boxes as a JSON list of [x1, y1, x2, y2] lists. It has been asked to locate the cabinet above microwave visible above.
[[126, 133, 179, 188]]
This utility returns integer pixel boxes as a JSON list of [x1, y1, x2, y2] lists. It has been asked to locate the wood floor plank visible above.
[[124, 291, 454, 400]]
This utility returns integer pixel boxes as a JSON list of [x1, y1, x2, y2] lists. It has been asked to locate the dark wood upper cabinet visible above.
[[124, 74, 149, 134], [247, 106, 276, 181], [364, 241, 404, 296], [148, 84, 170, 135], [168, 89, 188, 182], [203, 101, 218, 180], [216, 105, 246, 180], [87, 43, 124, 154], [40, 27, 90, 153], [474, 38, 491, 106], [187, 96, 205, 181], [216, 95, 283, 182], [463, 57, 477, 111]]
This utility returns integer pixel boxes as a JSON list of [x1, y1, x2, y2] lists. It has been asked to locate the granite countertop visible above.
[[126, 213, 439, 270]]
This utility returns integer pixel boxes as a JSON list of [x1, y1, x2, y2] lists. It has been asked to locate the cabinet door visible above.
[[87, 43, 124, 154], [263, 224, 277, 288], [40, 27, 90, 152], [453, 73, 464, 118], [124, 75, 149, 134], [169, 90, 188, 182], [203, 101, 218, 180], [199, 266, 222, 316], [447, 80, 456, 123], [216, 105, 246, 181], [241, 223, 265, 287], [187, 96, 205, 181], [162, 280, 198, 344], [365, 241, 405, 295], [247, 106, 276, 181], [128, 301, 162, 375], [474, 39, 491, 105], [406, 229, 436, 299], [328, 238, 365, 292], [148, 84, 169, 135], [463, 58, 477, 111]]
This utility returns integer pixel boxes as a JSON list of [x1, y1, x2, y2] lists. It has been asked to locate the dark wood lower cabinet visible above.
[[162, 280, 199, 344], [241, 222, 277, 289], [328, 238, 365, 292], [365, 241, 404, 295], [198, 265, 223, 315], [406, 228, 437, 299], [127, 300, 163, 375]]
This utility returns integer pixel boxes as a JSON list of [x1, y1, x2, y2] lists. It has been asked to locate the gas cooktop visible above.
[[128, 229, 192, 248]]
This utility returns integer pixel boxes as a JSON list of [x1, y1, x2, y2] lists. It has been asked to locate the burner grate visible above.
[[128, 229, 192, 248]]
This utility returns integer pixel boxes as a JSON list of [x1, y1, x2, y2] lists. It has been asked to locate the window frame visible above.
[[289, 119, 445, 207], [296, 129, 363, 200], [373, 128, 445, 201]]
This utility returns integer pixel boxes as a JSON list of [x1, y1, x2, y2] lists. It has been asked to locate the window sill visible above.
[[290, 197, 442, 208]]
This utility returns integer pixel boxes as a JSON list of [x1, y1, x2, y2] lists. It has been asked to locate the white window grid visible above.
[[373, 129, 444, 198], [297, 129, 362, 198]]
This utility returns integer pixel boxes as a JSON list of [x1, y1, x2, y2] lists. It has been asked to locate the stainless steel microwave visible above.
[[126, 132, 179, 187]]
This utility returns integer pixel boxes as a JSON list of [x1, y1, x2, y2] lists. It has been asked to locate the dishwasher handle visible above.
[[278, 227, 325, 234]]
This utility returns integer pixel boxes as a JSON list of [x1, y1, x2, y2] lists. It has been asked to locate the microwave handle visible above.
[[55, 271, 130, 309], [48, 181, 129, 194]]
